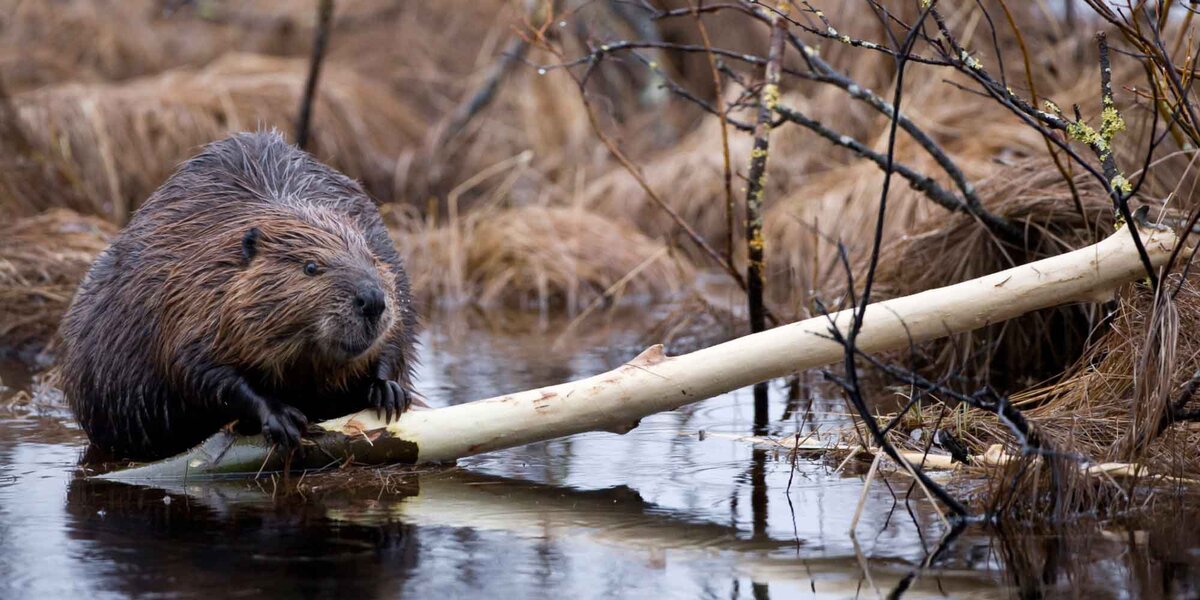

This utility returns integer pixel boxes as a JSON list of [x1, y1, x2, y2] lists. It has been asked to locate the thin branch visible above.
[[690, 0, 739, 266], [994, 0, 1086, 226], [535, 40, 807, 77], [791, 1, 950, 66], [295, 0, 334, 151], [1097, 32, 1159, 289], [784, 31, 1022, 242], [828, 0, 969, 520], [773, 104, 1020, 239], [438, 35, 531, 146]]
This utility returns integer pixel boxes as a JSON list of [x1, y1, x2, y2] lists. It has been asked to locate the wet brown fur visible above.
[[58, 131, 417, 459]]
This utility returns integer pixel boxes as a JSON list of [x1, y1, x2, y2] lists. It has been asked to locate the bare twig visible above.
[[439, 35, 531, 146], [927, 8, 1159, 287], [827, 0, 970, 520], [773, 103, 1019, 238], [295, 0, 334, 150], [690, 1, 738, 265], [994, 0, 1086, 226]]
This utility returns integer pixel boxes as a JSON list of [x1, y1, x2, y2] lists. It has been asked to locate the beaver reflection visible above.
[[63, 464, 803, 597], [65, 476, 420, 597]]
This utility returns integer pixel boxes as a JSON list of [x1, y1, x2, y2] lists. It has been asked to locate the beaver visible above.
[[58, 131, 418, 460]]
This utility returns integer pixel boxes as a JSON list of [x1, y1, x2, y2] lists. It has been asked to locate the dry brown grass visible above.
[[466, 206, 694, 309], [0, 209, 115, 361], [4, 53, 425, 220], [0, 0, 411, 92], [1, 0, 228, 91], [0, 1, 685, 222], [389, 204, 696, 312], [974, 274, 1200, 516]]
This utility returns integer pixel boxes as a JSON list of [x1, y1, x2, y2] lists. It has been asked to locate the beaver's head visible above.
[[216, 206, 398, 377]]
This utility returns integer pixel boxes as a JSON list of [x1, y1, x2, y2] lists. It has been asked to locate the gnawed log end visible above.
[[94, 426, 423, 482]]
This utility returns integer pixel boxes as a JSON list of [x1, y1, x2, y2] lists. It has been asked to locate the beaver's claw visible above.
[[368, 379, 411, 423], [261, 403, 308, 450]]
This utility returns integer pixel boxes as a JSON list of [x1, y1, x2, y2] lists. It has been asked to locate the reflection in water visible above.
[[59, 467, 1006, 599], [1, 311, 1200, 597], [65, 478, 420, 598], [986, 521, 1200, 599], [750, 448, 769, 542], [749, 449, 770, 600]]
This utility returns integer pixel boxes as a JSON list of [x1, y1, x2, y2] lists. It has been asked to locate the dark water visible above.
[[2, 314, 1200, 599]]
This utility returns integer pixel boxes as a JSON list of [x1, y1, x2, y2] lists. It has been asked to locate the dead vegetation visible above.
[[857, 271, 1200, 519], [0, 0, 409, 92], [0, 209, 115, 362], [390, 204, 695, 311], [6, 53, 426, 220]]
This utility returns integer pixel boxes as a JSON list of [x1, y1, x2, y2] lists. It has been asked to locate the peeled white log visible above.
[[100, 226, 1177, 480]]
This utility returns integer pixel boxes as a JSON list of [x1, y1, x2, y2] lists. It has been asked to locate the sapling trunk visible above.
[[745, 14, 786, 431]]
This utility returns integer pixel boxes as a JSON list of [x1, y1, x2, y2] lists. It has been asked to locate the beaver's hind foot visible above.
[[259, 402, 309, 450]]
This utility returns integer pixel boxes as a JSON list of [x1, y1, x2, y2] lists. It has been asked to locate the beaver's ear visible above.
[[241, 227, 261, 265]]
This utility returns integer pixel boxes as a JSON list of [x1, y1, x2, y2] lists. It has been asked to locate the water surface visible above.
[[1, 314, 1198, 598]]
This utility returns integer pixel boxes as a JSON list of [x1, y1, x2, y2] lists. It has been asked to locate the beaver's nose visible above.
[[354, 284, 387, 320]]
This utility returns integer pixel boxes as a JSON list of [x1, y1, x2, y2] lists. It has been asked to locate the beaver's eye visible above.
[[303, 261, 320, 276]]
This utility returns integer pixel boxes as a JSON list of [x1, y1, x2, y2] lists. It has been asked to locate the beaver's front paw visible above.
[[260, 403, 308, 450], [368, 379, 411, 423]]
